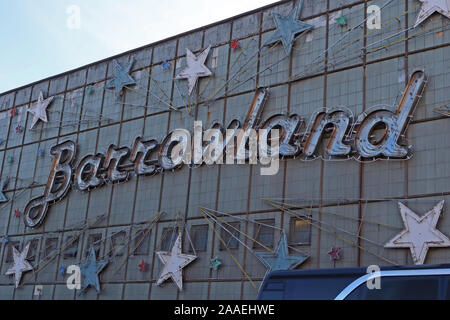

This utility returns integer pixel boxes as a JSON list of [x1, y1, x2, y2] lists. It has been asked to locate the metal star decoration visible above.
[[58, 265, 67, 276], [162, 60, 171, 70], [27, 91, 54, 130], [156, 233, 197, 291], [414, 0, 450, 27], [139, 260, 148, 272], [230, 40, 241, 51], [255, 234, 308, 272], [336, 16, 348, 26], [78, 247, 108, 294], [106, 58, 137, 100], [175, 46, 212, 95], [5, 242, 34, 288], [0, 177, 10, 203], [328, 247, 342, 261], [210, 257, 222, 271], [385, 201, 450, 265], [266, 0, 314, 55]]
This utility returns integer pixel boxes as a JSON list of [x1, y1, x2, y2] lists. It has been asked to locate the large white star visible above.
[[156, 233, 197, 291], [27, 91, 54, 130], [5, 242, 34, 288], [385, 201, 450, 265], [175, 46, 212, 95], [414, 0, 450, 27]]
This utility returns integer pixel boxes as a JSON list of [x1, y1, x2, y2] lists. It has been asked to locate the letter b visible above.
[[23, 141, 76, 228]]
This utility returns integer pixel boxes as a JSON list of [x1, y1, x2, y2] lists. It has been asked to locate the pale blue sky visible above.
[[0, 0, 275, 93]]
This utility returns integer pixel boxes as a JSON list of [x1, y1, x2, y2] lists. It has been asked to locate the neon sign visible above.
[[23, 70, 426, 228]]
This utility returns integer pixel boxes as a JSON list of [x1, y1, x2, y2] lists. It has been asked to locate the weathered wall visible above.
[[0, 0, 448, 299]]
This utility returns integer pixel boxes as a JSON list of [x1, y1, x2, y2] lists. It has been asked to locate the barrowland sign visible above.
[[23, 70, 426, 229]]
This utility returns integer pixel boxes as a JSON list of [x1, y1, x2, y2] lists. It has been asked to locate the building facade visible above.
[[0, 0, 449, 299]]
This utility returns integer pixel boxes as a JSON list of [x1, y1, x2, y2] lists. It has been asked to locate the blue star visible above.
[[106, 58, 136, 100], [267, 1, 313, 55], [58, 265, 67, 276], [255, 234, 308, 272], [78, 248, 108, 295], [162, 60, 171, 70]]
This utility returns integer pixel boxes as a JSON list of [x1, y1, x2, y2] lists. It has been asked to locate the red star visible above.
[[14, 209, 21, 218], [230, 40, 241, 51], [10, 108, 16, 117], [328, 247, 342, 261], [139, 260, 148, 272]]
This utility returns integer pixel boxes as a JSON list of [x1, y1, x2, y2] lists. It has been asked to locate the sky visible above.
[[0, 0, 276, 94]]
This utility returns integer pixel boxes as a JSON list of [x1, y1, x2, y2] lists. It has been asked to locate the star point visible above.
[[27, 91, 54, 130], [106, 58, 137, 100], [414, 0, 450, 27], [385, 200, 450, 265], [156, 233, 197, 291], [175, 46, 212, 95], [5, 242, 34, 288], [255, 234, 308, 272], [267, 1, 314, 55], [0, 177, 10, 203]]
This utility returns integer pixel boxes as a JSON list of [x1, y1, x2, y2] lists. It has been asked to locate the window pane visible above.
[[133, 229, 151, 256], [189, 225, 208, 252], [45, 238, 59, 258], [63, 237, 79, 260], [289, 218, 311, 245], [6, 241, 20, 263], [160, 228, 178, 251], [85, 234, 102, 258], [110, 231, 127, 257], [253, 219, 275, 250], [220, 222, 240, 251], [27, 239, 40, 262]]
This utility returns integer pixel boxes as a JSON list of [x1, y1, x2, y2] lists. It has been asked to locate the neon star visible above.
[[230, 40, 241, 51], [414, 0, 450, 28], [156, 233, 197, 291], [385, 201, 450, 265], [328, 247, 342, 261], [27, 91, 54, 130], [175, 46, 212, 95], [255, 234, 308, 272], [106, 58, 137, 100], [139, 260, 148, 272], [266, 1, 314, 55], [5, 242, 34, 288], [78, 248, 108, 294]]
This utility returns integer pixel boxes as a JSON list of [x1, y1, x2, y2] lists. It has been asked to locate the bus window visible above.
[[345, 276, 439, 300], [259, 281, 285, 300], [283, 276, 355, 300]]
